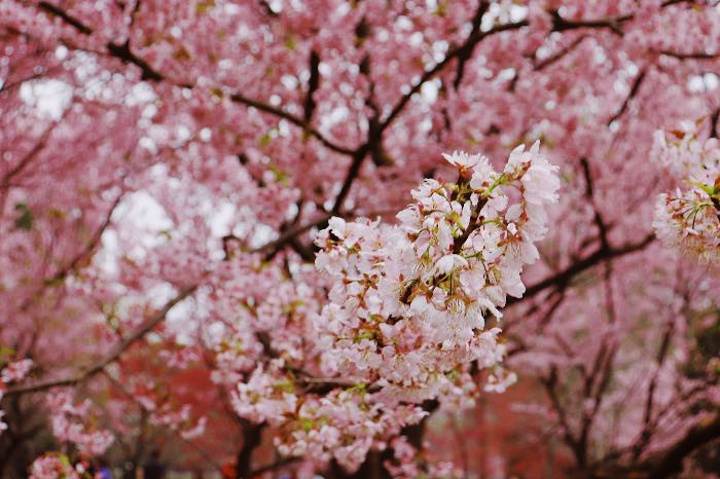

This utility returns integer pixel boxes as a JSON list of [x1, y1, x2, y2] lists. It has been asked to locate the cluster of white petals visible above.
[[315, 143, 558, 402], [242, 143, 557, 469], [47, 392, 115, 457], [28, 454, 80, 479], [652, 129, 720, 265], [221, 144, 558, 471]]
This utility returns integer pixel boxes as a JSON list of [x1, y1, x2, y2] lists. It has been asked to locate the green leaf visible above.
[[299, 417, 315, 432], [14, 202, 34, 231], [259, 132, 272, 148], [691, 181, 715, 197]]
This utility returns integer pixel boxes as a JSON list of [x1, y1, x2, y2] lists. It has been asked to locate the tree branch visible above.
[[102, 370, 223, 470], [709, 107, 720, 139], [249, 213, 332, 255], [228, 92, 354, 156], [249, 458, 298, 477], [541, 366, 584, 466], [303, 49, 321, 124], [45, 193, 124, 285], [533, 35, 588, 71], [648, 417, 720, 479], [453, 196, 489, 254], [380, 17, 528, 133], [5, 285, 197, 396], [37, 1, 92, 35], [453, 1, 489, 89], [509, 233, 655, 306], [632, 317, 676, 460], [659, 49, 720, 60], [579, 157, 610, 251], [36, 1, 354, 156], [550, 10, 630, 36], [608, 69, 646, 125]]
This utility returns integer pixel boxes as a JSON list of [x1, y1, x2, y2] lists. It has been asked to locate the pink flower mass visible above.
[[0, 1, 718, 478]]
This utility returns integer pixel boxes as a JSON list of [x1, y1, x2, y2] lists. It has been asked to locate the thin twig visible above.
[[5, 285, 197, 396]]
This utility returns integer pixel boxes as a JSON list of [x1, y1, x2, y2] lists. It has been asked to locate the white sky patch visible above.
[[209, 201, 235, 238], [166, 294, 196, 345], [113, 190, 174, 262]]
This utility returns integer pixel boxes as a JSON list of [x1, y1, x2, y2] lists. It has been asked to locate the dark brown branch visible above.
[[608, 69, 646, 125], [229, 92, 354, 156], [328, 35, 386, 215], [330, 146, 368, 215], [106, 40, 163, 81], [303, 50, 321, 124], [380, 18, 528, 133], [249, 458, 298, 477], [536, 288, 567, 333], [259, 0, 279, 17], [659, 50, 720, 60], [545, 0, 695, 45], [647, 414, 720, 479], [660, 0, 697, 5], [1, 120, 60, 189], [509, 233, 655, 306], [249, 213, 332, 255], [550, 10, 631, 36], [0, 69, 55, 94], [37, 1, 93, 35], [541, 366, 584, 466], [632, 317, 676, 460], [35, 2, 354, 156], [5, 285, 197, 396], [709, 107, 720, 139], [453, 1, 489, 89], [129, 0, 143, 27], [453, 196, 489, 254], [236, 422, 266, 479], [580, 322, 617, 465], [294, 375, 381, 395], [45, 194, 123, 284], [534, 34, 588, 71], [286, 236, 315, 262], [39, 2, 163, 81], [579, 158, 610, 251]]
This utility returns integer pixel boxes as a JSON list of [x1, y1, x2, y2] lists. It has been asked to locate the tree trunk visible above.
[[236, 423, 265, 479]]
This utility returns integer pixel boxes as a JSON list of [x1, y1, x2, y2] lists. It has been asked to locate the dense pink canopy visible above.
[[0, 1, 718, 478]]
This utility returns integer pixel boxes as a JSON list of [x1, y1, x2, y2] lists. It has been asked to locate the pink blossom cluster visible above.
[[314, 142, 558, 401], [0, 358, 33, 434], [47, 392, 114, 457], [5, 0, 719, 474], [270, 390, 428, 471], [28, 453, 80, 479], [384, 436, 462, 479], [223, 144, 558, 470], [0, 358, 33, 383], [150, 402, 207, 440], [652, 128, 720, 265]]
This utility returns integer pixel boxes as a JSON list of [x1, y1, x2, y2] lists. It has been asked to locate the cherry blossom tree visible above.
[[1, 1, 719, 478]]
